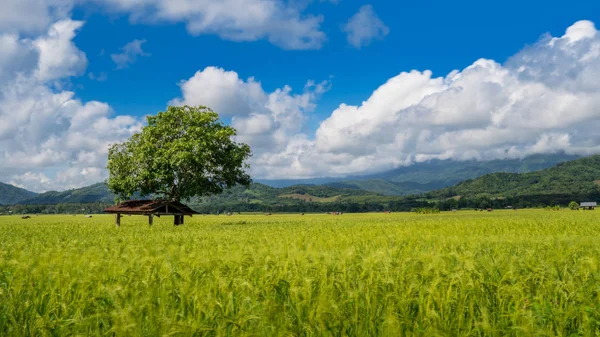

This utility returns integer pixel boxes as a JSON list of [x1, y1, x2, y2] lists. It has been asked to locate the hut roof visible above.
[[104, 200, 198, 215], [580, 202, 597, 207]]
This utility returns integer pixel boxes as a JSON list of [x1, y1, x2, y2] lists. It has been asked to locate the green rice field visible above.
[[2, 210, 600, 336]]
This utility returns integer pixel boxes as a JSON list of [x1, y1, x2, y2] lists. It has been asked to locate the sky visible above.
[[2, 0, 600, 192]]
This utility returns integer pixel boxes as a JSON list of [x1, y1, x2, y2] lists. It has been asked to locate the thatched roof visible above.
[[104, 200, 198, 216]]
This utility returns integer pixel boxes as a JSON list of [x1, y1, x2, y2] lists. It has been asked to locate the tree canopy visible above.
[[107, 106, 252, 202]]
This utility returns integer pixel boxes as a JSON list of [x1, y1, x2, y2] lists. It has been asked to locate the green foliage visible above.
[[326, 179, 444, 196], [545, 205, 561, 211], [20, 183, 114, 205], [430, 155, 600, 199], [5, 211, 600, 335], [107, 106, 252, 202], [0, 182, 36, 205], [569, 201, 579, 210]]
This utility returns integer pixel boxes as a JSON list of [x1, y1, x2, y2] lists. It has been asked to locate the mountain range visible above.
[[0, 153, 587, 207], [258, 153, 580, 195], [0, 182, 37, 205]]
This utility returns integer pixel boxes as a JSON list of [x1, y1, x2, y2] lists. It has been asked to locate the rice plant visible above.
[[2, 210, 600, 336]]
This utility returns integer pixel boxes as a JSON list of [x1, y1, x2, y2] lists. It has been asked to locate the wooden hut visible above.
[[104, 200, 198, 227]]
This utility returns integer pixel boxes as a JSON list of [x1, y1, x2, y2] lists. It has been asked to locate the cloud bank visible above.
[[0, 20, 141, 192], [0, 0, 329, 50], [95, 0, 328, 50], [3, 15, 600, 192], [211, 20, 600, 179]]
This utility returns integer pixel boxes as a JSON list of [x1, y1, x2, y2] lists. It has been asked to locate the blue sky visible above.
[[2, 0, 600, 191], [70, 0, 600, 131]]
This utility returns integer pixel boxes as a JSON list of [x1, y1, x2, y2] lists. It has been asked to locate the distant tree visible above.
[[107, 106, 252, 204], [568, 201, 579, 210]]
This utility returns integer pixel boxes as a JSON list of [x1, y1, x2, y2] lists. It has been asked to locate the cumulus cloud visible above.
[[0, 20, 142, 192], [171, 67, 329, 155], [0, 0, 328, 50], [344, 5, 389, 49], [7, 17, 600, 190], [238, 20, 600, 179], [93, 0, 327, 50], [111, 39, 150, 69]]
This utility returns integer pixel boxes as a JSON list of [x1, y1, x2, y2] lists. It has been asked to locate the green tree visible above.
[[107, 106, 252, 203], [569, 201, 579, 210]]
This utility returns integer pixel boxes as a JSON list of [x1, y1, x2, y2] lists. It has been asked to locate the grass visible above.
[[2, 210, 600, 336]]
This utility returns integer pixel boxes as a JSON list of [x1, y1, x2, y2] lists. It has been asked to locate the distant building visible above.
[[580, 202, 597, 210]]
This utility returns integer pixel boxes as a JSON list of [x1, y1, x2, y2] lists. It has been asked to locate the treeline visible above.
[[1, 193, 598, 215], [192, 194, 598, 214], [434, 192, 600, 211], [188, 195, 433, 213], [0, 202, 111, 215]]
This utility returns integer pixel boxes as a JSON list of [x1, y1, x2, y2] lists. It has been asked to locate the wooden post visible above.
[[174, 214, 184, 226], [116, 213, 121, 228], [148, 214, 153, 226]]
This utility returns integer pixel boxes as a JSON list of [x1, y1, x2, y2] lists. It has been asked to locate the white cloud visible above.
[[111, 39, 149, 69], [93, 0, 327, 50], [0, 0, 73, 34], [344, 5, 389, 49], [0, 0, 327, 50], [237, 20, 600, 179], [34, 20, 87, 81], [171, 67, 329, 156], [7, 16, 600, 191], [0, 20, 142, 192]]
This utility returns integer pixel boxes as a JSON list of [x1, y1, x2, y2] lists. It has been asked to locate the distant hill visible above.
[[430, 155, 600, 199], [15, 181, 382, 208], [21, 183, 114, 205], [190, 183, 377, 206], [0, 182, 37, 205], [325, 179, 447, 196], [258, 153, 580, 195], [187, 183, 402, 213]]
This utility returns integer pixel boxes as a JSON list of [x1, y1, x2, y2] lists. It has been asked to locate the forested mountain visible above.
[[187, 183, 387, 211], [21, 183, 114, 205], [0, 182, 37, 205], [325, 179, 447, 196], [430, 155, 600, 199]]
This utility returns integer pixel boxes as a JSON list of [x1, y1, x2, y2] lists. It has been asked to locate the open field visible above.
[[2, 210, 600, 336]]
